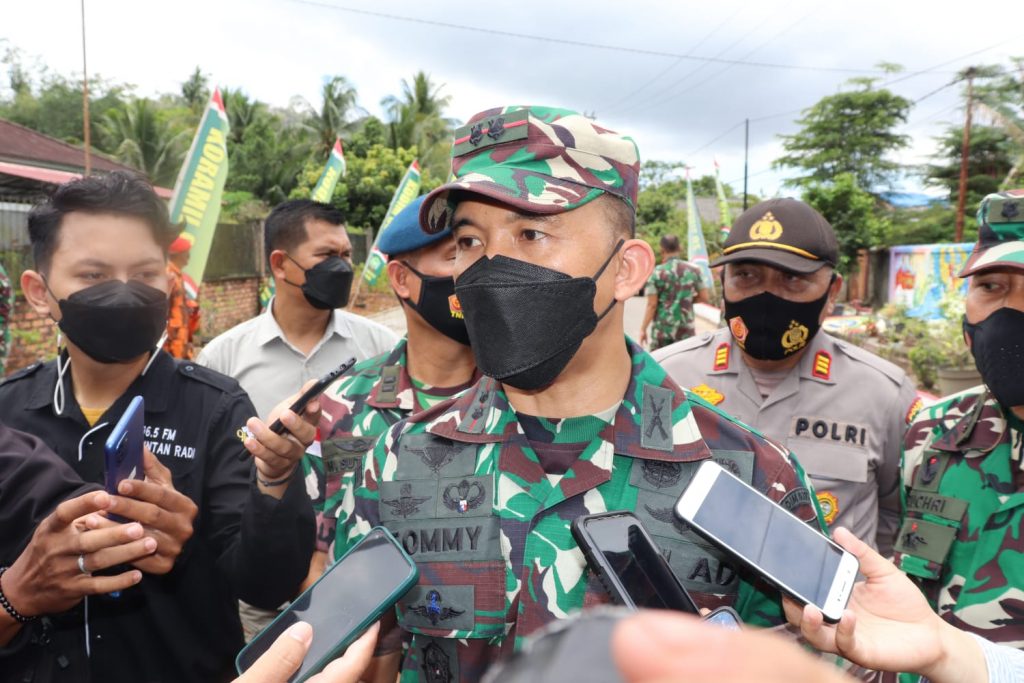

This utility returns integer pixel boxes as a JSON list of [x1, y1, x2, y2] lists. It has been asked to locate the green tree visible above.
[[181, 67, 208, 112], [973, 59, 1024, 188], [305, 76, 363, 156], [924, 124, 1014, 209], [99, 98, 187, 186], [292, 143, 440, 234], [775, 78, 912, 192], [803, 173, 891, 271], [381, 72, 456, 181]]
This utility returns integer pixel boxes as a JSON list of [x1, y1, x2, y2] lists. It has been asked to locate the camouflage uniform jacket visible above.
[[646, 256, 703, 350], [896, 386, 1024, 648], [302, 339, 476, 556], [335, 338, 823, 682]]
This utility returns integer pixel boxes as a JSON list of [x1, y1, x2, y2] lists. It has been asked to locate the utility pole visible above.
[[954, 67, 976, 243], [745, 118, 753, 210], [81, 0, 91, 175]]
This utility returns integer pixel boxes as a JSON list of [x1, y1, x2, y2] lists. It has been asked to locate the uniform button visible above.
[[471, 409, 484, 419], [184, 365, 194, 372], [57, 654, 70, 669], [478, 392, 489, 403]]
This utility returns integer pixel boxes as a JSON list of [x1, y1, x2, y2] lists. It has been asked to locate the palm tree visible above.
[[99, 98, 188, 186], [304, 76, 364, 155], [381, 72, 457, 178], [221, 88, 267, 145], [181, 67, 208, 112]]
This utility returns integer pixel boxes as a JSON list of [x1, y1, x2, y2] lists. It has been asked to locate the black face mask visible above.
[[723, 285, 831, 361], [286, 255, 353, 310], [400, 262, 470, 346], [53, 279, 169, 364], [454, 240, 623, 391], [964, 307, 1024, 409]]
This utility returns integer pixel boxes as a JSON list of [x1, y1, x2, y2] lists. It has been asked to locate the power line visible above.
[[597, 6, 743, 113], [282, 0, 907, 75], [685, 121, 745, 157], [881, 37, 1017, 87]]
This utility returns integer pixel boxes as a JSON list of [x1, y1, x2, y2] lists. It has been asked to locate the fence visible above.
[[0, 196, 42, 291]]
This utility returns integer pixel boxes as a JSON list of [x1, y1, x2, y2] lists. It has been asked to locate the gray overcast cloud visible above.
[[4, 0, 1021, 196]]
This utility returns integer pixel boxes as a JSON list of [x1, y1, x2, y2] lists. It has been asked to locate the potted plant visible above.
[[903, 294, 980, 396]]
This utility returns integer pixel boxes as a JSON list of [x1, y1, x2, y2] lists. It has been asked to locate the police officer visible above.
[[895, 190, 1024, 651], [0, 172, 316, 682], [654, 198, 918, 555], [332, 106, 822, 682], [302, 195, 477, 581]]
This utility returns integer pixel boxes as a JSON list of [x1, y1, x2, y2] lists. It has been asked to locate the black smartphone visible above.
[[572, 511, 700, 614], [268, 357, 357, 434], [675, 460, 858, 623], [235, 527, 418, 681]]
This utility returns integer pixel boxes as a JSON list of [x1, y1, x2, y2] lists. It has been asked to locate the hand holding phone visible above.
[[236, 527, 418, 682], [268, 358, 357, 435], [674, 461, 858, 623]]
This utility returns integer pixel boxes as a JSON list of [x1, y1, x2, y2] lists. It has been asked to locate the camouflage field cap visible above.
[[959, 189, 1024, 277], [419, 106, 640, 233]]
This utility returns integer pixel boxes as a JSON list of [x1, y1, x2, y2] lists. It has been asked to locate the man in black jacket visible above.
[[0, 172, 316, 682]]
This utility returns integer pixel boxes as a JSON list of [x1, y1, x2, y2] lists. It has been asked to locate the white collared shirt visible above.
[[197, 298, 398, 420]]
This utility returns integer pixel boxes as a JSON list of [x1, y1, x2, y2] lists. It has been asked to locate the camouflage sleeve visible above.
[[876, 379, 920, 556], [331, 420, 396, 562], [645, 267, 661, 294], [300, 441, 332, 552]]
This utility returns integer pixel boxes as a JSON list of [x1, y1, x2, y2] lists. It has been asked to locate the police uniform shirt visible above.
[[0, 351, 315, 683], [654, 327, 919, 555]]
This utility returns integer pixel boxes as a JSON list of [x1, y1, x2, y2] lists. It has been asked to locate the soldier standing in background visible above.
[[639, 233, 709, 350]]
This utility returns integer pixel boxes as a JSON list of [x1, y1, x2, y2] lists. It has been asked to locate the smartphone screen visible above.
[[236, 528, 417, 680], [584, 514, 698, 613], [684, 466, 846, 611]]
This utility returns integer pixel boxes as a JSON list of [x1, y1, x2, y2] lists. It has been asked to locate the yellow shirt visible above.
[[81, 406, 105, 427]]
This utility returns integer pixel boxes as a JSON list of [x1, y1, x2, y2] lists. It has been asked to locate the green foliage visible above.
[[293, 143, 434, 232], [887, 204, 975, 246], [381, 72, 457, 182], [180, 67, 208, 112], [894, 295, 973, 390], [635, 164, 732, 256], [305, 76, 364, 156], [775, 78, 912, 192], [802, 173, 890, 272], [98, 98, 188, 187], [924, 125, 1015, 208]]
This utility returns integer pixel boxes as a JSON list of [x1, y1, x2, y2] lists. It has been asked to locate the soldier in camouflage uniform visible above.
[[640, 234, 709, 350], [301, 195, 477, 580], [0, 262, 11, 375], [332, 106, 824, 683], [895, 190, 1024, 655]]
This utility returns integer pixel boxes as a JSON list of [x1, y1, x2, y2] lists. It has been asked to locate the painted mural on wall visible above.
[[889, 243, 973, 319]]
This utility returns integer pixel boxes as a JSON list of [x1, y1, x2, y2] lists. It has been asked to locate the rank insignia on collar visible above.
[[713, 343, 730, 371], [817, 491, 839, 525], [906, 397, 924, 425], [902, 521, 927, 550], [409, 590, 465, 626], [812, 351, 831, 380], [691, 383, 725, 406]]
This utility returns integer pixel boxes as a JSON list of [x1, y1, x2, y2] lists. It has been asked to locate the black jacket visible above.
[[0, 352, 315, 682]]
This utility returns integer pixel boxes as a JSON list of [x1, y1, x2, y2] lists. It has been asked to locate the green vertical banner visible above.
[[361, 160, 421, 287], [168, 89, 230, 283], [311, 137, 346, 203], [685, 169, 713, 289], [714, 158, 732, 240]]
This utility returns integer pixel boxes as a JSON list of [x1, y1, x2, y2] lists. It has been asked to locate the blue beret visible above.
[[376, 195, 452, 257]]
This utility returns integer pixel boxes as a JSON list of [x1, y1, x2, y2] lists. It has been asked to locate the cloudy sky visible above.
[[4, 0, 1020, 197]]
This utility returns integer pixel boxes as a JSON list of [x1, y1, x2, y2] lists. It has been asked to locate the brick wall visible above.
[[4, 276, 262, 376], [196, 277, 261, 344], [7, 297, 59, 373]]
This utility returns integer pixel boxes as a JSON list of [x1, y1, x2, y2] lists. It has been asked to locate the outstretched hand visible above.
[[783, 526, 985, 682]]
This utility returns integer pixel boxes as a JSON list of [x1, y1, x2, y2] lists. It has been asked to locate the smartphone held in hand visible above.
[[235, 527, 418, 682], [104, 395, 145, 498], [674, 460, 858, 623]]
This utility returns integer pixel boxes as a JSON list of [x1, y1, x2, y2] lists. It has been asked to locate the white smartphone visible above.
[[674, 460, 858, 623]]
